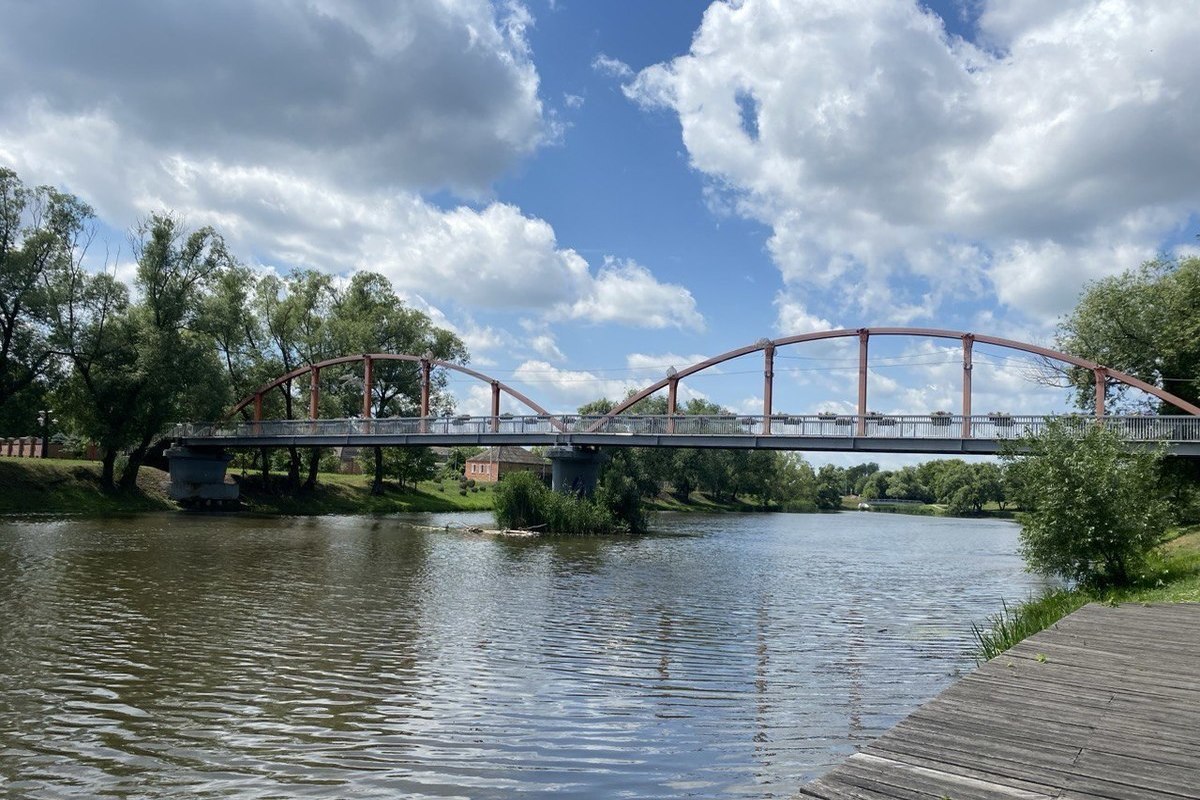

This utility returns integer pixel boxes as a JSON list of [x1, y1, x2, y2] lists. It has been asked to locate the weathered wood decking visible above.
[[799, 603, 1200, 800]]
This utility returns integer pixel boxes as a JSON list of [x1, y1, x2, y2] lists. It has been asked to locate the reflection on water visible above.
[[0, 511, 1041, 799]]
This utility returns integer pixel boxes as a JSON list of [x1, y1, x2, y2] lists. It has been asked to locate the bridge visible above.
[[166, 327, 1200, 503]]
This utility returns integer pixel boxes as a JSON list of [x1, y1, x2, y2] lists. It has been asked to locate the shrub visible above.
[[493, 470, 618, 534], [1002, 420, 1169, 588]]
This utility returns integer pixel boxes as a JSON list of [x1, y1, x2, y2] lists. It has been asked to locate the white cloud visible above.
[[529, 334, 566, 362], [626, 0, 1200, 323], [1, 110, 700, 331], [0, 0, 547, 194], [774, 295, 834, 335], [592, 53, 634, 80], [553, 257, 704, 330], [512, 360, 643, 411]]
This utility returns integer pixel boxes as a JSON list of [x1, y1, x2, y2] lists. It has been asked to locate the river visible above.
[[0, 511, 1043, 799]]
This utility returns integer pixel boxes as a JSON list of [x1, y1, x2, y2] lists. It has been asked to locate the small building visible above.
[[465, 446, 549, 483]]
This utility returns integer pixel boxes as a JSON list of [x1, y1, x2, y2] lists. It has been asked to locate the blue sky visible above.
[[2, 0, 1198, 442]]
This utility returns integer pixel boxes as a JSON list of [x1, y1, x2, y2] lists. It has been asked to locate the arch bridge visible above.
[[167, 328, 1200, 503]]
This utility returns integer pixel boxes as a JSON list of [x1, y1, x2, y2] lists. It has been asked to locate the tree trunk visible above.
[[118, 450, 143, 492], [286, 445, 301, 491], [371, 446, 384, 495], [302, 447, 319, 493], [100, 448, 118, 491], [259, 447, 270, 489], [118, 432, 155, 492]]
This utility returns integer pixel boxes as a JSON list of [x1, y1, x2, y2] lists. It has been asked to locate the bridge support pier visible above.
[[164, 446, 239, 508], [547, 446, 606, 497]]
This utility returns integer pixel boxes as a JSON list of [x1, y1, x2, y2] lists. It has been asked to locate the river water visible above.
[[0, 511, 1042, 799]]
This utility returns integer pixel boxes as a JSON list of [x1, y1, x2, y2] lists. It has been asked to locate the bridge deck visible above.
[[798, 602, 1200, 799], [173, 415, 1200, 456]]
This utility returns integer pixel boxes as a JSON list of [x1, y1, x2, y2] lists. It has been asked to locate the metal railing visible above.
[[174, 414, 1200, 443]]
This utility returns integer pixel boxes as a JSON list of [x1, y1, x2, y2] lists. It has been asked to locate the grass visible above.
[[972, 526, 1200, 660], [0, 458, 498, 516], [843, 496, 1017, 519], [236, 473, 497, 515], [0, 457, 174, 514]]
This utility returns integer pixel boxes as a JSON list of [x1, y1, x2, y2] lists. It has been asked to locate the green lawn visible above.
[[0, 457, 174, 514], [237, 472, 496, 514]]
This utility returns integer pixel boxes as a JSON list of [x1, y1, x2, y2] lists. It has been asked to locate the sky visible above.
[[2, 0, 1199, 452]]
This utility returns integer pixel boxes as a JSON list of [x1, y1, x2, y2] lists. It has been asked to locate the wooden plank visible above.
[[798, 604, 1200, 800]]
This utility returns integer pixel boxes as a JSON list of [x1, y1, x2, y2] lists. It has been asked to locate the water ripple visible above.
[[0, 511, 1043, 798]]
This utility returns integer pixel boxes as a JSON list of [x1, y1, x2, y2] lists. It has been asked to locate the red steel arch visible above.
[[599, 327, 1200, 437], [227, 353, 554, 430]]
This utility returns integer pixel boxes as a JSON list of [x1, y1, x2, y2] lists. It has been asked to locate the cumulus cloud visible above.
[[625, 0, 1200, 323], [552, 258, 703, 330], [512, 360, 643, 411], [0, 2, 702, 338], [774, 295, 835, 335], [0, 0, 546, 193]]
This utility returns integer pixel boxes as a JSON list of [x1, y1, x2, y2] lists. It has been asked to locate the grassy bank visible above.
[[237, 473, 495, 515], [973, 526, 1200, 660], [1, 458, 824, 517], [843, 496, 1016, 519], [0, 458, 495, 516], [0, 458, 175, 514]]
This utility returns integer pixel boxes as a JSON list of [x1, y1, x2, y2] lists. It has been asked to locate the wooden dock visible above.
[[799, 603, 1200, 800]]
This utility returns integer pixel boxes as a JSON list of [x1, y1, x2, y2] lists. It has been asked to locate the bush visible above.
[[1002, 420, 1169, 588], [493, 470, 618, 534]]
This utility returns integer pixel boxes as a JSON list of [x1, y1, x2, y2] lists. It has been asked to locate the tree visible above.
[[327, 272, 466, 494], [1002, 421, 1169, 588], [815, 464, 845, 510], [845, 462, 879, 495], [0, 168, 93, 432], [859, 470, 890, 500], [886, 466, 933, 503], [50, 214, 232, 489], [1056, 257, 1200, 414]]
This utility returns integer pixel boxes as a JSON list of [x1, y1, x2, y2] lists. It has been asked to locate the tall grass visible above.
[[971, 589, 1089, 661]]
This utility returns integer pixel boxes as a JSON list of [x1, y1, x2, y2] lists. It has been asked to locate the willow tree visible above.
[[0, 168, 93, 433], [50, 214, 232, 490]]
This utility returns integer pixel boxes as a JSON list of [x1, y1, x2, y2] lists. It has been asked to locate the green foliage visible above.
[[493, 470, 618, 534], [0, 168, 91, 430], [1057, 256, 1200, 414], [1002, 421, 1169, 588], [49, 214, 233, 489], [815, 464, 845, 510], [594, 468, 649, 533], [355, 445, 438, 489]]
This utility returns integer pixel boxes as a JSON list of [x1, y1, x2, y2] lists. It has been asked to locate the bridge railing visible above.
[[173, 414, 1200, 442]]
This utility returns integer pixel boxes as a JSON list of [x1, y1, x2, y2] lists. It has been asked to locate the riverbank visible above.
[[0, 458, 495, 516], [0, 458, 809, 516], [0, 458, 175, 514], [973, 525, 1200, 659], [843, 496, 1016, 519]]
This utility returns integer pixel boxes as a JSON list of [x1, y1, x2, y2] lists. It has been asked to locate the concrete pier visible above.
[[164, 446, 238, 507], [547, 446, 606, 496]]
